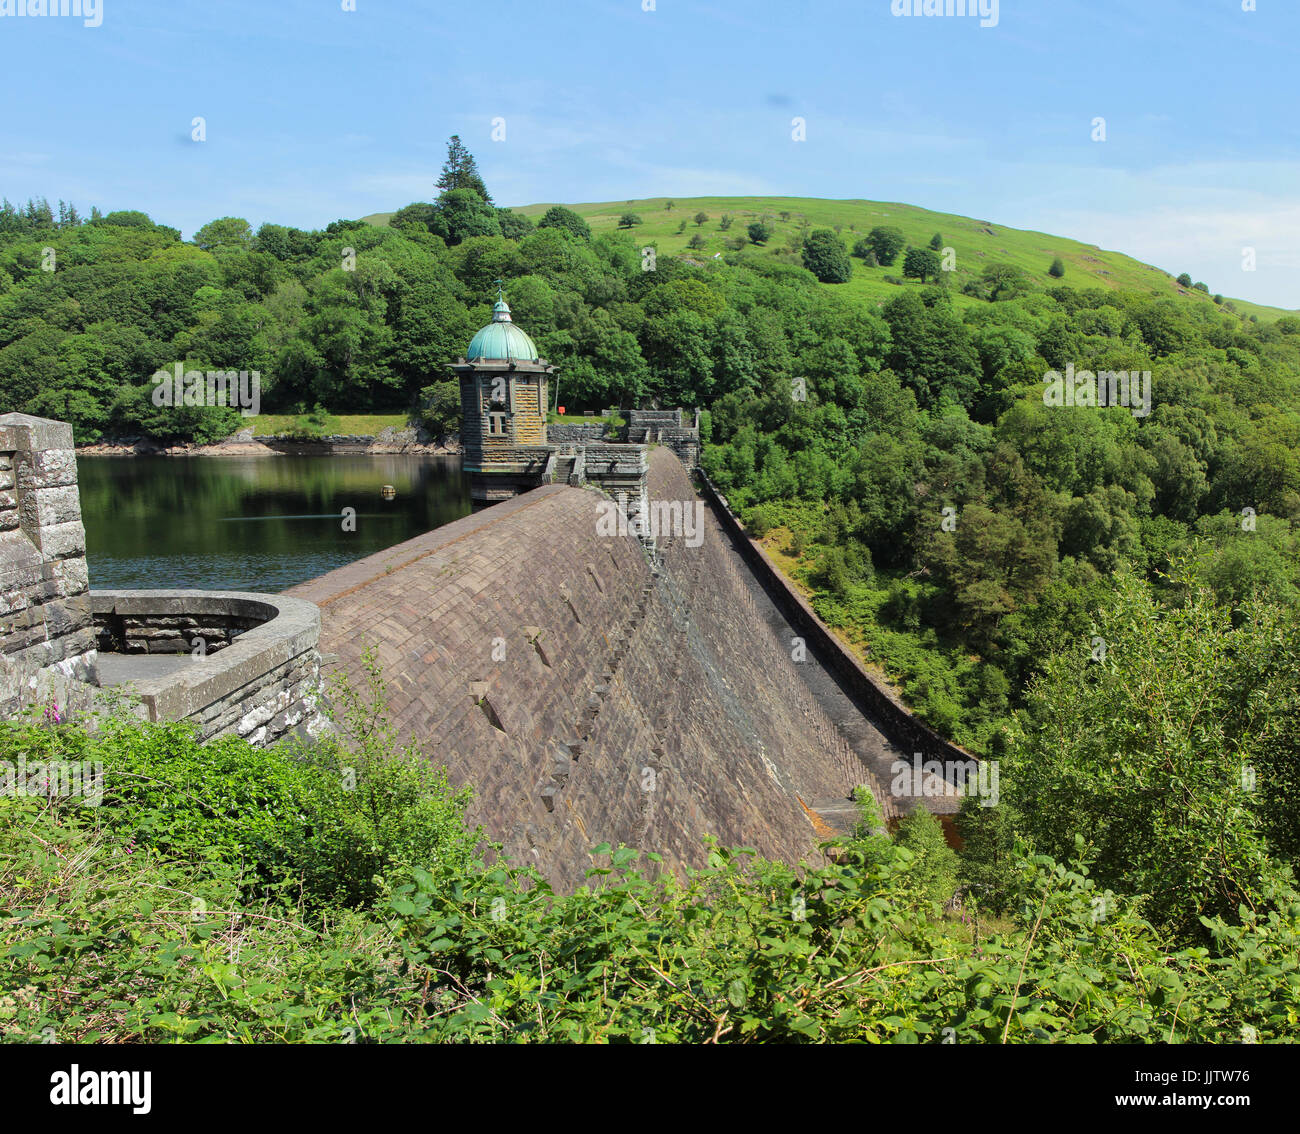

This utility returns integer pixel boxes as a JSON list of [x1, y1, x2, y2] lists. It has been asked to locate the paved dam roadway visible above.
[[288, 448, 912, 890]]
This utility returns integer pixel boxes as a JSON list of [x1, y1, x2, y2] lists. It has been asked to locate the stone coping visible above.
[[89, 590, 320, 721], [0, 412, 77, 452]]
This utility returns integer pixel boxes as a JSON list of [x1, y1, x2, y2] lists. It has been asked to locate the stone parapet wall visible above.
[[548, 423, 610, 443], [626, 410, 700, 470], [93, 598, 266, 655], [658, 434, 700, 471], [0, 413, 98, 684], [628, 410, 684, 426], [580, 443, 649, 476], [581, 443, 649, 500], [0, 650, 105, 725], [0, 415, 328, 752], [473, 445, 552, 471], [91, 591, 329, 747]]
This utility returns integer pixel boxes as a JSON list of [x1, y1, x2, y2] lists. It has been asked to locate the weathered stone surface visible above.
[[18, 484, 82, 533], [15, 446, 79, 491], [0, 535, 13, 562], [88, 589, 327, 746], [27, 520, 85, 561], [46, 558, 90, 598], [0, 413, 76, 454], [287, 449, 889, 893], [0, 650, 103, 723]]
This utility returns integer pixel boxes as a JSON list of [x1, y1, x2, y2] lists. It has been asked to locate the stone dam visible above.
[[1, 410, 979, 891], [287, 447, 975, 890], [5, 334, 981, 890]]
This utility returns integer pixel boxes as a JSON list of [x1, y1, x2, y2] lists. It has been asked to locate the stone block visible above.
[[45, 647, 99, 685], [551, 748, 571, 786], [38, 599, 84, 639], [19, 484, 83, 533], [15, 446, 78, 490], [1, 621, 46, 654], [0, 414, 76, 454], [0, 540, 42, 589], [28, 520, 85, 561], [50, 626, 97, 664], [47, 561, 91, 602]]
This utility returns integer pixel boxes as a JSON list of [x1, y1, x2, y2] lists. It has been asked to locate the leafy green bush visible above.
[[418, 379, 461, 437], [894, 806, 960, 909], [538, 206, 591, 241], [0, 648, 482, 912], [375, 843, 1300, 1043], [988, 561, 1300, 939], [276, 404, 332, 440], [802, 229, 852, 283]]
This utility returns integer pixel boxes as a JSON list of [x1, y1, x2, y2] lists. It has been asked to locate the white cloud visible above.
[[1009, 161, 1300, 308]]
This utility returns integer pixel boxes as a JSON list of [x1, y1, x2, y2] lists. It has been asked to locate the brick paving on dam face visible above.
[[287, 448, 895, 891]]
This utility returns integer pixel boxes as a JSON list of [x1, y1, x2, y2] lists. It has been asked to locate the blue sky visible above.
[[2, 0, 1297, 307]]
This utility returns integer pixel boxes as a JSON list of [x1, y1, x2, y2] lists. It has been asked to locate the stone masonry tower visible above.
[[451, 283, 557, 507]]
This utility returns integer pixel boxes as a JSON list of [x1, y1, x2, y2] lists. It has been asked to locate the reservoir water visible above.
[[78, 455, 471, 593]]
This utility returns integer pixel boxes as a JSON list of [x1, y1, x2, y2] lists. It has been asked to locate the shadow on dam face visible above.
[[287, 448, 941, 891]]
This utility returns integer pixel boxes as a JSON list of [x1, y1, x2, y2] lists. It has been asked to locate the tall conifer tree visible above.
[[436, 135, 493, 205]]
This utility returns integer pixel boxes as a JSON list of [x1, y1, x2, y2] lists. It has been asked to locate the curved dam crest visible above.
[[288, 448, 899, 890]]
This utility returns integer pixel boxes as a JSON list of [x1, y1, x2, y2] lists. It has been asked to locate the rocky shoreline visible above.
[[78, 426, 463, 458]]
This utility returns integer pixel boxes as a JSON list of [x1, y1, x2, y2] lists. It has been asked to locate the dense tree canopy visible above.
[[865, 225, 906, 266], [538, 206, 591, 242], [902, 246, 941, 284], [802, 229, 852, 283]]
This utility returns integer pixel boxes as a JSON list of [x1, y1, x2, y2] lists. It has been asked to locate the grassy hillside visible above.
[[249, 412, 410, 437], [366, 196, 1292, 322]]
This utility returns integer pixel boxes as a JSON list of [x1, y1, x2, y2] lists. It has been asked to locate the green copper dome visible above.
[[466, 299, 539, 363]]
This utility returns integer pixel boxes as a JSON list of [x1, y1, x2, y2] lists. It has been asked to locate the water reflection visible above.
[[78, 455, 471, 592]]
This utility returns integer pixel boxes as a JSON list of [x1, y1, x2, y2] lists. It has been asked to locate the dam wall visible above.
[[288, 448, 893, 891], [697, 470, 978, 777]]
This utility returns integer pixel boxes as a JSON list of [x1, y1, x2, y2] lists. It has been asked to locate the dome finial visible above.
[[491, 278, 512, 323], [465, 280, 537, 360]]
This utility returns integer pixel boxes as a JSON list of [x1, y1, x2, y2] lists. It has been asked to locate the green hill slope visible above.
[[366, 196, 1292, 322]]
